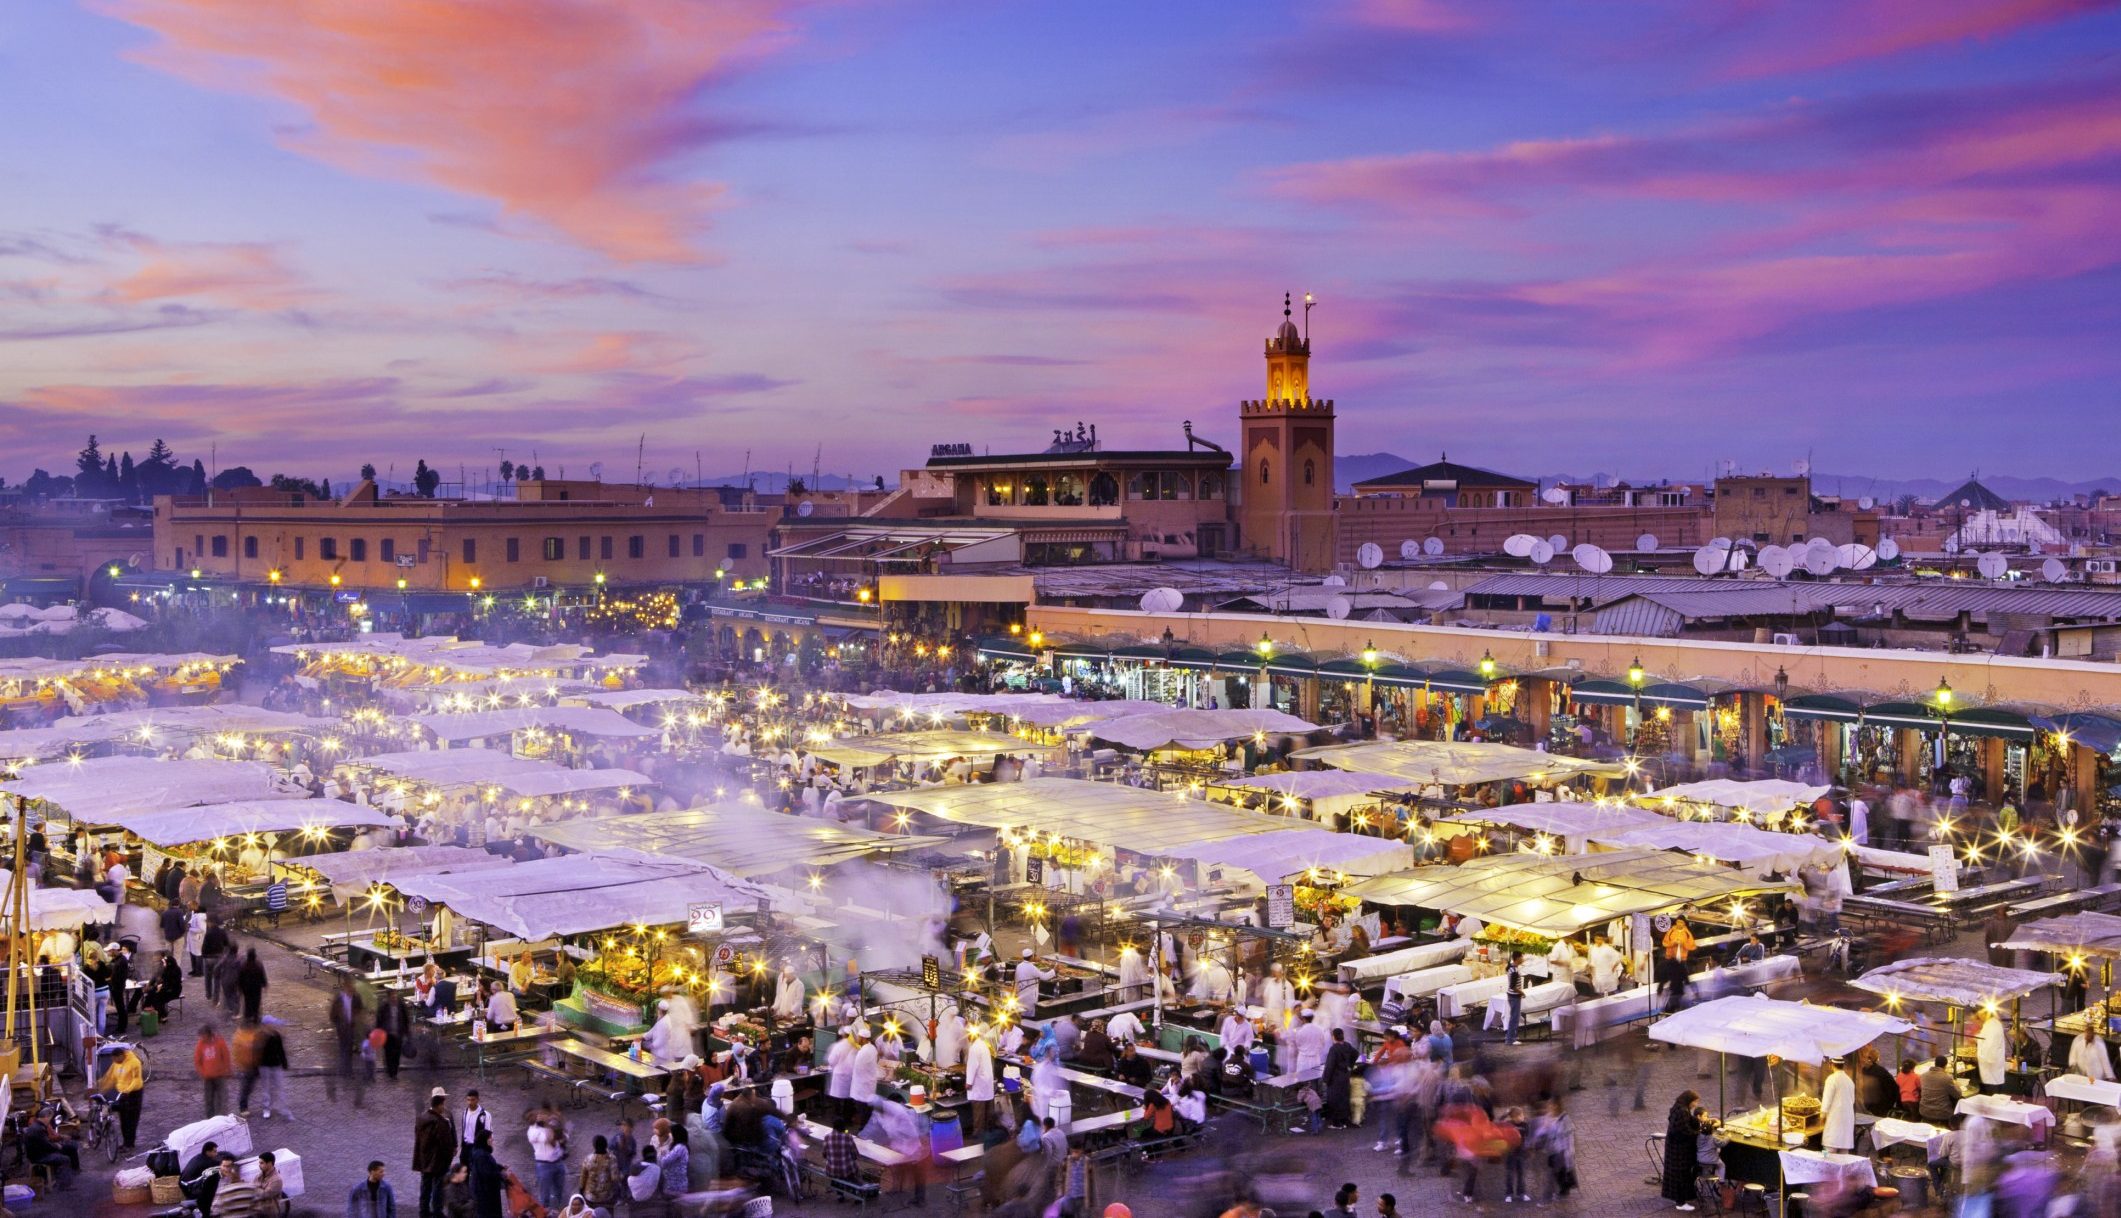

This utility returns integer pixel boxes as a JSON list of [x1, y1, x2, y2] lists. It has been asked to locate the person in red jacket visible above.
[[194, 1024, 233, 1119]]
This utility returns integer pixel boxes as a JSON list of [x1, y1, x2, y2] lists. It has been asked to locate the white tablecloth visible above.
[[1481, 980, 1576, 1030], [2045, 1073, 2121, 1108], [1437, 974, 1510, 1019], [1956, 1095, 2054, 1131], [1384, 964, 1476, 1006], [1869, 1118, 1949, 1157], [1779, 1150, 1877, 1188], [1552, 954, 1807, 1037], [1340, 937, 1471, 984]]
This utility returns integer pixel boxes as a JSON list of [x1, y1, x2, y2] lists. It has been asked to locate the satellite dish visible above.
[[1707, 536, 1735, 552], [1356, 542, 1384, 569], [1806, 537, 1838, 561], [1140, 587, 1183, 614], [1793, 459, 1811, 476], [1528, 540, 1555, 565], [1325, 595, 1353, 620], [1547, 534, 1568, 553], [1877, 538, 1901, 561], [1399, 540, 1422, 560], [1503, 534, 1536, 557], [1761, 548, 1796, 579], [1422, 537, 1444, 556], [1572, 543, 1613, 574], [667, 467, 685, 486], [1803, 549, 1836, 577], [1321, 574, 1347, 587], [1636, 533, 1660, 552], [1428, 580, 1449, 591], [1858, 496, 1874, 510], [588, 461, 604, 480], [1837, 543, 1875, 570], [2042, 557, 2067, 582], [1976, 552, 2009, 580], [796, 500, 814, 517], [1692, 545, 1726, 576], [127, 552, 146, 568], [1541, 486, 1569, 505]]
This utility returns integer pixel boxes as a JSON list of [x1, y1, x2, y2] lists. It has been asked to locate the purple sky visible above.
[[2, 0, 2117, 485]]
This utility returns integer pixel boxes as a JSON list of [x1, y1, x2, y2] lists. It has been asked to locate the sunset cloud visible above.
[[95, 0, 796, 262]]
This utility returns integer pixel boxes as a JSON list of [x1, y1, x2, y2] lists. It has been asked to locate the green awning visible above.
[[1861, 700, 1944, 730], [1167, 645, 1220, 669], [1107, 643, 1167, 660], [1263, 655, 1317, 679], [1317, 659, 1372, 679], [974, 636, 1034, 660], [1426, 669, 1492, 695], [1568, 679, 1637, 708], [1641, 682, 1711, 710], [1781, 694, 1864, 723], [1940, 707, 2036, 740], [1372, 663, 1430, 689], [1214, 649, 1268, 673], [1054, 641, 1110, 660]]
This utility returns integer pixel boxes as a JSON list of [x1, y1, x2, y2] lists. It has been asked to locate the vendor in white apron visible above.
[[1820, 1058, 1857, 1153]]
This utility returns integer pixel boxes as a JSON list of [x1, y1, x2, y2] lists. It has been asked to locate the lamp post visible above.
[[1255, 631, 1274, 712], [1933, 677, 1955, 777], [1361, 641, 1379, 735], [1627, 656, 1646, 748]]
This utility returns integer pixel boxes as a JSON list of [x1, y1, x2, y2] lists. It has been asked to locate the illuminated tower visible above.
[[1238, 293, 1337, 572]]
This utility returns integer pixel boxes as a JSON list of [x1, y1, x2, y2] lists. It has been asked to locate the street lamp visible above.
[[1478, 649, 1498, 681], [1773, 666, 1789, 701], [1626, 656, 1646, 749], [1934, 677, 1954, 773], [1627, 657, 1646, 688], [1362, 641, 1379, 668]]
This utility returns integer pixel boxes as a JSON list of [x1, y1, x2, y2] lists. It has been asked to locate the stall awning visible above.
[[1646, 779, 1830, 819], [1088, 708, 1319, 752], [350, 750, 652, 799], [1295, 740, 1622, 787], [564, 689, 709, 712], [1567, 679, 1636, 708], [0, 704, 337, 762], [1423, 669, 1491, 695], [295, 845, 516, 901], [531, 804, 944, 877], [863, 778, 1293, 854], [1214, 649, 1269, 673], [1342, 849, 1791, 937], [1640, 682, 1711, 710], [974, 636, 1035, 661], [1218, 771, 1426, 801], [1852, 957, 2058, 1007], [414, 706, 661, 742], [1372, 663, 1430, 690], [112, 798, 396, 847], [1588, 821, 1847, 879], [1648, 994, 1912, 1064], [1996, 912, 2121, 959], [1442, 802, 1667, 844], [386, 853, 766, 941], [1781, 694, 1864, 723], [809, 729, 1050, 769], [5, 756, 307, 823], [1940, 707, 2037, 740], [2032, 712, 2121, 755], [5, 887, 116, 932], [1162, 828, 1413, 883]]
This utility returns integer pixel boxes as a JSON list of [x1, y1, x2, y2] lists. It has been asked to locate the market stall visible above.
[[0, 704, 335, 766], [529, 804, 947, 878], [1851, 957, 2058, 1095], [1295, 739, 1623, 789], [1645, 779, 1832, 825], [412, 706, 663, 744], [1437, 802, 1667, 855], [806, 729, 1052, 772], [1085, 708, 1319, 752], [107, 798, 399, 913], [1211, 770, 1425, 828], [1587, 821, 1849, 880], [5, 756, 308, 827], [297, 844, 516, 901]]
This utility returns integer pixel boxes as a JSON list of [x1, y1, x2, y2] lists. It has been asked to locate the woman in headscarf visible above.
[[1662, 1090, 1704, 1211]]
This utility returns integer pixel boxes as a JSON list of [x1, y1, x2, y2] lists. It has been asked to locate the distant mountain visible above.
[[1330, 453, 2118, 504], [1335, 452, 1421, 492]]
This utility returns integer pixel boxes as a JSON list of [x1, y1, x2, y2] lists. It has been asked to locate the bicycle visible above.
[[83, 1092, 122, 1163], [94, 1037, 155, 1084]]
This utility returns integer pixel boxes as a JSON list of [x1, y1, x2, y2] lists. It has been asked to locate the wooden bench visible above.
[[2008, 883, 2121, 921], [798, 1161, 881, 1207], [519, 1060, 578, 1107]]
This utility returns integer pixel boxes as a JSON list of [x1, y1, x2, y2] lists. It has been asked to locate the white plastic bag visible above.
[[115, 1166, 156, 1188], [628, 1164, 660, 1202]]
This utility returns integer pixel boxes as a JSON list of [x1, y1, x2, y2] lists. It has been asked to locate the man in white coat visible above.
[[1820, 1058, 1857, 1153], [1259, 963, 1296, 1032], [1116, 946, 1153, 1003], [664, 989, 702, 1059], [1014, 949, 1055, 1018], [1218, 1005, 1256, 1061], [1974, 1013, 2008, 1090], [929, 1003, 967, 1069], [826, 1026, 858, 1121], [771, 961, 806, 1022], [641, 1000, 689, 1062], [963, 1028, 996, 1134], [1588, 936, 1626, 996], [1106, 1007, 1147, 1047], [2070, 1029, 2116, 1082], [1283, 1007, 1329, 1076], [849, 1026, 883, 1113]]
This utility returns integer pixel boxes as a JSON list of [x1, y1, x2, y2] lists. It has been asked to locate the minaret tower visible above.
[[1238, 293, 1337, 572]]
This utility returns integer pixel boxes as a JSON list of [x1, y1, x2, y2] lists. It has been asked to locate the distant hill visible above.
[[1330, 454, 2117, 504]]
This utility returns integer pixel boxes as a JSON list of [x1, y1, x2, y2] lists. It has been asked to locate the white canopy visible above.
[[1853, 957, 2058, 1007], [1443, 802, 1667, 850], [274, 633, 644, 676], [5, 757, 306, 823], [1160, 828, 1412, 883], [351, 750, 651, 798], [1649, 994, 1912, 1063], [1589, 821, 1847, 878], [1088, 708, 1318, 751], [864, 778, 1293, 854], [808, 730, 1049, 769], [0, 652, 234, 683], [1995, 912, 2121, 960], [0, 705, 336, 762], [414, 707, 661, 742], [531, 805, 944, 877], [387, 853, 765, 940], [1648, 779, 1830, 818], [1338, 937, 1473, 984], [3, 885, 117, 932], [112, 798, 396, 847], [1219, 770, 1424, 801], [1344, 849, 1792, 937], [296, 845, 516, 901], [563, 689, 708, 712], [1297, 740, 1620, 787]]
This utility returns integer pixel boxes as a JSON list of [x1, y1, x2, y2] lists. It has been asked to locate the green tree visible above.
[[360, 462, 377, 482], [75, 435, 104, 486], [499, 459, 516, 483], [118, 452, 138, 501], [531, 465, 545, 480], [413, 460, 440, 498], [211, 466, 263, 490]]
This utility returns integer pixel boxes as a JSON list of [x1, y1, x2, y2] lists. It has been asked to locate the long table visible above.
[[1338, 937, 1470, 985], [550, 1037, 676, 1087], [793, 1115, 910, 1168], [1552, 955, 1805, 1041]]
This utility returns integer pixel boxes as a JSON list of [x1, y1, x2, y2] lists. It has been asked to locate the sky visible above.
[[2, 0, 2118, 487]]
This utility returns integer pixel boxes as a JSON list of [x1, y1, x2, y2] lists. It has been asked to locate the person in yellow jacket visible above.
[[98, 1044, 148, 1150]]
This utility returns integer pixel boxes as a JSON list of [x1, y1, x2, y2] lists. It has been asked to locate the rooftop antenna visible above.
[[636, 434, 646, 487]]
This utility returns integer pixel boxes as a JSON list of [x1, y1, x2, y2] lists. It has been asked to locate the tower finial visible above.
[[1284, 291, 1292, 320]]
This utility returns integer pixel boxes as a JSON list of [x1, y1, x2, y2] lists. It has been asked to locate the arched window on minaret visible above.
[[1259, 458, 1270, 485], [1304, 459, 1315, 487]]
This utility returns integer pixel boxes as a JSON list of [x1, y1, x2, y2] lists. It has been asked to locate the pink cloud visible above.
[[1718, 0, 2112, 78], [533, 331, 697, 376], [104, 235, 315, 310], [95, 0, 797, 262], [1342, 0, 1480, 33]]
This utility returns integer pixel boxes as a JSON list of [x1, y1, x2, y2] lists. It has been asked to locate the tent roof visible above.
[[1588, 821, 1847, 877], [111, 798, 396, 847], [386, 853, 764, 940], [350, 749, 651, 798], [1218, 770, 1425, 800], [1160, 828, 1412, 882], [273, 633, 644, 675], [414, 706, 661, 742], [530, 805, 944, 877], [1443, 802, 1667, 840], [0, 652, 234, 683], [1649, 779, 1832, 816], [864, 778, 1294, 854], [1995, 911, 2121, 959], [5, 885, 116, 932], [0, 705, 336, 761], [809, 730, 1046, 769], [6, 756, 306, 821], [1087, 708, 1319, 751], [1648, 994, 1912, 1063], [1852, 957, 2058, 1007], [295, 845, 516, 899], [1295, 740, 1622, 787], [1343, 849, 1791, 936], [564, 688, 708, 711]]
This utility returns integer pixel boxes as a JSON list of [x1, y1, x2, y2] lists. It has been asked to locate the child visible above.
[[1694, 1108, 1723, 1181], [1500, 1106, 1530, 1202], [1896, 1059, 1923, 1119]]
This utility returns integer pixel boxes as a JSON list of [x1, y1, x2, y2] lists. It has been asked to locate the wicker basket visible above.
[[151, 1175, 186, 1204], [113, 1181, 153, 1205]]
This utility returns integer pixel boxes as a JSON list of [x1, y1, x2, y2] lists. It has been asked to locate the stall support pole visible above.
[[4, 796, 43, 1077], [1151, 915, 1165, 1033]]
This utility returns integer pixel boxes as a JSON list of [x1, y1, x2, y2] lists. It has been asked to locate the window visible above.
[[381, 538, 396, 563], [1088, 473, 1118, 506], [985, 478, 1014, 507], [1303, 459, 1315, 487], [243, 537, 257, 559], [1259, 458, 1270, 485], [1161, 471, 1192, 501], [600, 536, 613, 561], [194, 534, 204, 555], [1198, 473, 1224, 501], [692, 534, 704, 557], [350, 538, 367, 562], [1053, 473, 1083, 506], [295, 537, 305, 560], [1792, 532, 1806, 542], [1022, 476, 1050, 506], [1753, 531, 1770, 543], [505, 538, 519, 563], [210, 535, 228, 558], [667, 534, 679, 558], [628, 535, 644, 559], [320, 537, 338, 560], [461, 539, 476, 564], [1753, 487, 1767, 498], [727, 543, 748, 560], [577, 537, 590, 561], [1127, 472, 1154, 501], [543, 537, 563, 561]]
